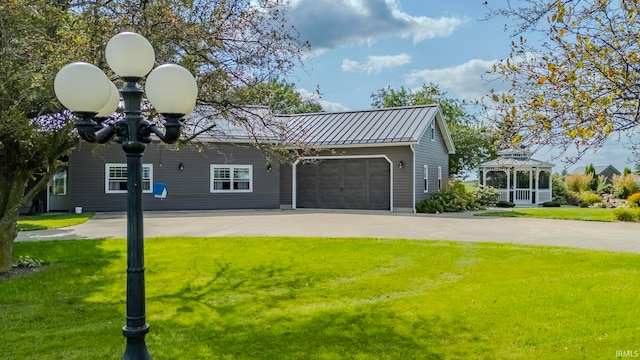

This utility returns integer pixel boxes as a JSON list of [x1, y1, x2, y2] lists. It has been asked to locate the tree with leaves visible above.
[[371, 83, 496, 177], [484, 0, 640, 163], [233, 79, 323, 114], [0, 0, 308, 273]]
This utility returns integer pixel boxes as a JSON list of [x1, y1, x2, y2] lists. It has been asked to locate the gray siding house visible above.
[[66, 142, 280, 212], [60, 105, 454, 213], [280, 105, 455, 212], [571, 164, 621, 184]]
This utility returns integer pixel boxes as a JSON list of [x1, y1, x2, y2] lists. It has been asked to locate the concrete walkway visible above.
[[16, 209, 640, 253]]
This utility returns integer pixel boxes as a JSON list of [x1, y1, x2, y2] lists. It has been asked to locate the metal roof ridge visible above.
[[275, 104, 439, 118]]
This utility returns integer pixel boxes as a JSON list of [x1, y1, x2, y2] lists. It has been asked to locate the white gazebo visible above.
[[477, 148, 554, 206]]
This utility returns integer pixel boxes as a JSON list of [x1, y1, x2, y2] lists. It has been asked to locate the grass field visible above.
[[17, 212, 94, 231], [477, 207, 618, 222], [2, 236, 640, 359]]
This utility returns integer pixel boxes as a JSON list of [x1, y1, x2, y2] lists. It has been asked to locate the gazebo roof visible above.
[[479, 148, 554, 168]]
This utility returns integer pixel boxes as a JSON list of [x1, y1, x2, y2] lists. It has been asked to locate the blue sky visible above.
[[284, 0, 633, 173]]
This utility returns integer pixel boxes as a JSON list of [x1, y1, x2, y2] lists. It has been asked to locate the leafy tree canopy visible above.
[[233, 79, 323, 114], [484, 0, 640, 163], [371, 83, 496, 177], [0, 0, 308, 273]]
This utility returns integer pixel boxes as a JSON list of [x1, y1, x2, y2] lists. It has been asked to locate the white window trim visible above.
[[431, 121, 435, 141], [210, 164, 253, 193], [52, 169, 68, 196], [105, 163, 153, 194], [423, 165, 429, 193], [438, 166, 442, 190]]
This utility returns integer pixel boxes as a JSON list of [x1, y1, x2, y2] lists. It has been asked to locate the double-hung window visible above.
[[423, 165, 429, 193], [210, 165, 253, 193], [105, 163, 153, 194], [438, 166, 442, 190]]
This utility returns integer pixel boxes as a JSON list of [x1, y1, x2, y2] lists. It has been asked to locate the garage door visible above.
[[296, 158, 390, 210]]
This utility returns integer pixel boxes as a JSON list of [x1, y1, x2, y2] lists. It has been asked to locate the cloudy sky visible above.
[[285, 0, 633, 173]]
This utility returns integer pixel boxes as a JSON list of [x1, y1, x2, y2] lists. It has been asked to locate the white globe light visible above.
[[106, 32, 155, 77], [54, 62, 112, 112], [145, 64, 198, 115], [96, 82, 120, 117]]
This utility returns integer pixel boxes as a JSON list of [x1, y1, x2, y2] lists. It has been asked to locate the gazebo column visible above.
[[506, 169, 511, 203], [534, 168, 540, 205]]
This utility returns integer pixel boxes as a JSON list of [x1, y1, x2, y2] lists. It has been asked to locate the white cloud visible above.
[[342, 53, 411, 74], [287, 0, 468, 52], [404, 59, 501, 101]]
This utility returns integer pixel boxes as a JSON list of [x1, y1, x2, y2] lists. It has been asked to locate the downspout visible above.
[[292, 158, 301, 209], [410, 144, 416, 213]]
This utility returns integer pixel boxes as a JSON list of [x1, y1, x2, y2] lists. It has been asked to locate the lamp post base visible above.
[[122, 331, 153, 360]]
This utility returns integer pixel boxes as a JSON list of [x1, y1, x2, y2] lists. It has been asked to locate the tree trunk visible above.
[[0, 221, 16, 273], [0, 171, 30, 274]]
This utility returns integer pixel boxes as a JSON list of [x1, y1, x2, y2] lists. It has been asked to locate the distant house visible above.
[[48, 104, 455, 213], [571, 164, 621, 184]]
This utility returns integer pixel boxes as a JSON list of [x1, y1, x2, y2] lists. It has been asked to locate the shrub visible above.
[[416, 180, 482, 213], [542, 201, 562, 207], [496, 200, 515, 208], [551, 173, 568, 204], [565, 173, 593, 192], [13, 256, 46, 268], [566, 192, 581, 206], [578, 192, 602, 207], [613, 208, 640, 222], [473, 185, 499, 206], [612, 174, 640, 199], [627, 192, 640, 207], [584, 164, 598, 191]]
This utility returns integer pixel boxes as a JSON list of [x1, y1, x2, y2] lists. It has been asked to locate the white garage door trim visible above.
[[292, 155, 393, 212]]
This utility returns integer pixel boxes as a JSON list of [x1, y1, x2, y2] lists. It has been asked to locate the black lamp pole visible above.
[[73, 78, 183, 360], [55, 32, 196, 360]]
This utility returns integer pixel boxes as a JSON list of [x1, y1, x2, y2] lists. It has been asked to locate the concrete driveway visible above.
[[15, 209, 640, 253]]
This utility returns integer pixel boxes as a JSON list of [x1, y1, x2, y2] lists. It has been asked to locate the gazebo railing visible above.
[[538, 190, 552, 203], [494, 189, 552, 205], [497, 189, 509, 202]]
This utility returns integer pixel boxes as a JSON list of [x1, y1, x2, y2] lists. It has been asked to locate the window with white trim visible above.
[[52, 169, 67, 196], [210, 165, 253, 192], [438, 166, 442, 190], [423, 165, 429, 193], [105, 163, 153, 194], [431, 121, 435, 141]]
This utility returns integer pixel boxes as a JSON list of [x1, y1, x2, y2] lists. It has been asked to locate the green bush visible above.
[[566, 192, 580, 206], [551, 173, 568, 204], [416, 180, 482, 213], [612, 174, 639, 199], [627, 192, 640, 207], [13, 255, 46, 268], [496, 200, 515, 208], [473, 185, 499, 206], [565, 173, 593, 192], [613, 208, 640, 222], [542, 201, 562, 207], [578, 192, 602, 207]]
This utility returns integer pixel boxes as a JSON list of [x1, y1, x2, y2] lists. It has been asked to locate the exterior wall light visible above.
[[54, 31, 198, 360]]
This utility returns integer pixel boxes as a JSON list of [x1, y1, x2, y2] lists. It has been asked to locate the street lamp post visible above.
[[54, 32, 198, 360]]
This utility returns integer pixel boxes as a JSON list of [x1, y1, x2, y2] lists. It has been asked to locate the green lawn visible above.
[[17, 212, 94, 231], [477, 207, 617, 222], [2, 236, 640, 359]]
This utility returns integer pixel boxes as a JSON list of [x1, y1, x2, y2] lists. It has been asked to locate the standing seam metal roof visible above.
[[281, 105, 440, 146]]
